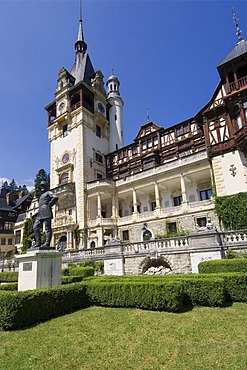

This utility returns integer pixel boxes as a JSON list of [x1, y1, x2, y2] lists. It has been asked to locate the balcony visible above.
[[94, 200, 214, 227], [226, 76, 247, 94], [87, 217, 115, 228]]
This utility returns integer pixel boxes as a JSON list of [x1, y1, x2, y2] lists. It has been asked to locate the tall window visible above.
[[122, 230, 129, 241], [234, 106, 242, 130], [95, 153, 103, 163], [151, 201, 156, 211], [173, 196, 182, 206], [15, 230, 21, 244], [96, 125, 101, 138], [200, 189, 212, 201], [63, 124, 68, 137], [60, 172, 69, 184]]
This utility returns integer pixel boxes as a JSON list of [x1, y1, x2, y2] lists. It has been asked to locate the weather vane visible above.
[[80, 0, 82, 22], [146, 107, 150, 121], [232, 8, 243, 43]]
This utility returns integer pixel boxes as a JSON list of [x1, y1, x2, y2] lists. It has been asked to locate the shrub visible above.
[[214, 272, 247, 302], [225, 249, 247, 259], [198, 259, 247, 274], [69, 266, 94, 278], [83, 275, 225, 307], [0, 283, 89, 331], [0, 272, 18, 283], [62, 268, 70, 276], [215, 192, 247, 230], [84, 280, 183, 312], [179, 276, 225, 306], [62, 276, 84, 284], [78, 260, 95, 268], [94, 261, 104, 274], [0, 283, 18, 291]]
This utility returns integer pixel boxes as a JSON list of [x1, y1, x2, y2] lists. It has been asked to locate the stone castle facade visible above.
[[14, 10, 247, 258]]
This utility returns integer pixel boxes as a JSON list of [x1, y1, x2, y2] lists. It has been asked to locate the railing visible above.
[[226, 76, 247, 94], [222, 230, 247, 245], [63, 247, 105, 261], [61, 229, 247, 264], [123, 237, 189, 254]]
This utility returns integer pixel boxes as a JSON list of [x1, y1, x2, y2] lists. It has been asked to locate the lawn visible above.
[[0, 303, 247, 370]]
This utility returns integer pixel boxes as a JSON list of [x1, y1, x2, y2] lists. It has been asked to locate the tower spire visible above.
[[75, 0, 87, 52], [77, 0, 84, 41], [232, 8, 243, 43]]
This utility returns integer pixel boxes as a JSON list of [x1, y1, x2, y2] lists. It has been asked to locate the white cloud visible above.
[[0, 177, 10, 184]]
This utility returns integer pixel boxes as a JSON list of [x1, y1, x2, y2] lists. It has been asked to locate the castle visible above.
[[13, 8, 247, 259]]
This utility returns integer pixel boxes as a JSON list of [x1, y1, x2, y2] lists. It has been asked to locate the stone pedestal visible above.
[[189, 230, 224, 273], [15, 249, 63, 291], [104, 242, 124, 275]]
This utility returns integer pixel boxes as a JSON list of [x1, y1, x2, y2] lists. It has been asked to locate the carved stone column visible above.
[[97, 192, 102, 217], [154, 182, 161, 208], [180, 173, 187, 203], [132, 188, 138, 213]]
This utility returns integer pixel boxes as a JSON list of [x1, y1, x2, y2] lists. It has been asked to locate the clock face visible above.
[[98, 102, 105, 114], [62, 153, 69, 164], [58, 101, 65, 111]]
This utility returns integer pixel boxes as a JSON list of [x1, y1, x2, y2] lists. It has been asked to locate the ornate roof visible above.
[[218, 40, 247, 67]]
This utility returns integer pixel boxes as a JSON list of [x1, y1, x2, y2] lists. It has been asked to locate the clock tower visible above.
[[44, 9, 124, 249]]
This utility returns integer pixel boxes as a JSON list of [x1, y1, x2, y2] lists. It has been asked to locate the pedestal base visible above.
[[15, 249, 63, 291]]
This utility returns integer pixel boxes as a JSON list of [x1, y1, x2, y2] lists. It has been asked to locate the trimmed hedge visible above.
[[198, 259, 247, 274], [67, 266, 95, 278], [0, 283, 89, 331], [1, 272, 246, 331], [0, 283, 18, 291], [84, 275, 225, 307], [0, 272, 18, 283], [208, 272, 247, 302], [62, 275, 84, 284], [84, 281, 184, 312]]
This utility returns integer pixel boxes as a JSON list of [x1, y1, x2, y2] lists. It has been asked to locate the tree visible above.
[[34, 169, 50, 199], [0, 180, 30, 200], [9, 179, 19, 199], [22, 218, 34, 253]]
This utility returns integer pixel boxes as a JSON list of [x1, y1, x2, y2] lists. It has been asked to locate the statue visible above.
[[31, 182, 58, 249]]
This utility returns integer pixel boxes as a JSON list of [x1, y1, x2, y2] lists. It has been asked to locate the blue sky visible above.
[[1, 0, 247, 188]]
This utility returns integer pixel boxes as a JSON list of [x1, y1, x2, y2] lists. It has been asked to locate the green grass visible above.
[[0, 304, 247, 370]]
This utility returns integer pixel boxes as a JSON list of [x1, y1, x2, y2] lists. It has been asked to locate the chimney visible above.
[[18, 191, 23, 199], [6, 193, 10, 206]]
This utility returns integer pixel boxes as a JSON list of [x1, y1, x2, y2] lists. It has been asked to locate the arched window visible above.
[[143, 229, 152, 241], [90, 241, 96, 249], [60, 172, 69, 184]]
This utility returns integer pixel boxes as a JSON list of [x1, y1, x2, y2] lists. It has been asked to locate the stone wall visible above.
[[124, 251, 191, 275]]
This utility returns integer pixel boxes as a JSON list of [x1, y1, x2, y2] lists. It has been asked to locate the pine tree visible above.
[[34, 169, 50, 199]]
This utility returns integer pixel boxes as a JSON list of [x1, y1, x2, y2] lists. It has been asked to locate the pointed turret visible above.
[[70, 1, 95, 85], [107, 70, 124, 151]]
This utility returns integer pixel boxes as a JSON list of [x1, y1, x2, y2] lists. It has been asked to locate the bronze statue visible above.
[[32, 182, 58, 249]]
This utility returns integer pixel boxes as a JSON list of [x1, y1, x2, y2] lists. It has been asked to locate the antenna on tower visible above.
[[232, 8, 243, 43], [111, 66, 114, 76]]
